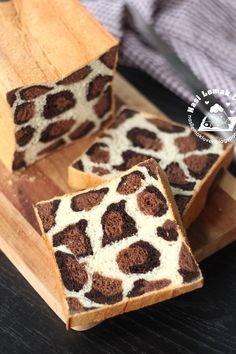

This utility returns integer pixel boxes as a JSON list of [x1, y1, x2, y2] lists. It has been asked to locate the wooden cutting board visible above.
[[0, 74, 235, 327]]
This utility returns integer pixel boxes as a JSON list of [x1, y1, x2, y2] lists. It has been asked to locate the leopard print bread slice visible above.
[[68, 107, 233, 227], [5, 46, 117, 170], [35, 158, 203, 330]]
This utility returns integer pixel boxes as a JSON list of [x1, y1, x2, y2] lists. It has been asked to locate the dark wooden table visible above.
[[0, 67, 236, 354]]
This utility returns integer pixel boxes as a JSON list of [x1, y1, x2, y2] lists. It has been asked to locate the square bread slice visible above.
[[68, 107, 233, 227], [35, 158, 203, 330], [0, 0, 118, 170]]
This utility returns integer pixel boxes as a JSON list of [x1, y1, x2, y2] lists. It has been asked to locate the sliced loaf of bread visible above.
[[0, 0, 118, 170]]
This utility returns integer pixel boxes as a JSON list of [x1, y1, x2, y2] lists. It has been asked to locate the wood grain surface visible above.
[[0, 73, 235, 331]]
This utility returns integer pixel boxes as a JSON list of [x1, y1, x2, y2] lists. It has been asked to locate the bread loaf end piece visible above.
[[0, 0, 118, 170]]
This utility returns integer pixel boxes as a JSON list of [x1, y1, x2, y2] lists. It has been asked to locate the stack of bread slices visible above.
[[0, 0, 233, 330]]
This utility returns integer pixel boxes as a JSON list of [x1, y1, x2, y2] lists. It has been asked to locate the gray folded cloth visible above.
[[82, 0, 236, 104]]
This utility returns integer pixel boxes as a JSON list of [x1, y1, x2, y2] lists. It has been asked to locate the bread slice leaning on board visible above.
[[68, 107, 233, 228]]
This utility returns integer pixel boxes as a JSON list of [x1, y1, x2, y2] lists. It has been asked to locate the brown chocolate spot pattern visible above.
[[69, 120, 95, 140], [85, 272, 123, 305], [102, 200, 137, 247], [7, 51, 114, 170], [12, 151, 26, 170], [37, 139, 65, 156], [72, 159, 84, 171], [43, 91, 76, 119], [113, 150, 157, 171], [66, 297, 86, 314], [111, 108, 138, 129], [174, 195, 191, 215], [157, 220, 178, 241], [20, 85, 52, 100], [55, 251, 88, 292], [117, 171, 145, 195], [128, 278, 171, 297], [149, 118, 185, 133], [99, 46, 118, 69], [184, 153, 218, 179], [14, 102, 35, 125], [57, 66, 92, 85], [6, 88, 19, 106], [71, 188, 109, 212], [117, 241, 160, 274], [40, 119, 75, 142], [165, 162, 196, 191], [36, 199, 60, 233], [86, 143, 110, 163], [127, 127, 162, 151], [87, 75, 112, 101], [92, 166, 110, 176], [93, 86, 111, 118], [175, 133, 211, 153], [137, 186, 168, 217], [15, 126, 35, 146], [178, 243, 200, 283], [53, 220, 93, 259], [138, 159, 158, 180]]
